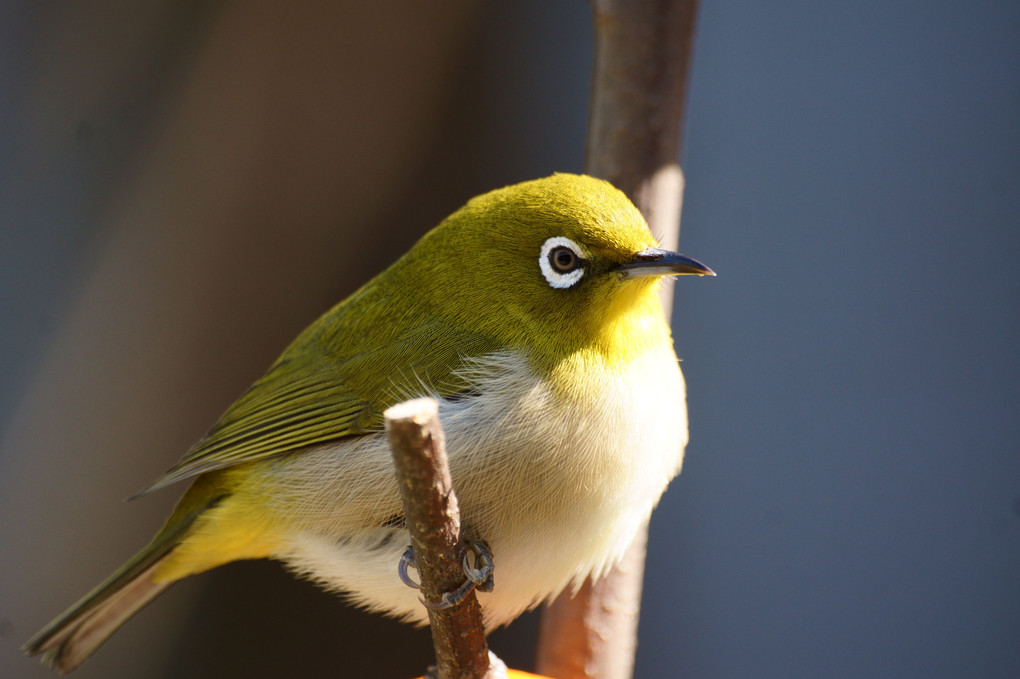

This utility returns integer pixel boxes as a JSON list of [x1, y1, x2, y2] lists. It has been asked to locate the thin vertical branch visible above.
[[536, 2, 700, 678], [385, 398, 494, 679]]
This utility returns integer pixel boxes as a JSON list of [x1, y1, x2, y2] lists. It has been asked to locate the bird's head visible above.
[[394, 173, 713, 367]]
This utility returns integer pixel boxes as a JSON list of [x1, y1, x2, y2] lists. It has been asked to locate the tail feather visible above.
[[24, 506, 202, 673], [26, 563, 171, 673]]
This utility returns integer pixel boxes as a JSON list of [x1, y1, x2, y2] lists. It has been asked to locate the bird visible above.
[[24, 172, 713, 672]]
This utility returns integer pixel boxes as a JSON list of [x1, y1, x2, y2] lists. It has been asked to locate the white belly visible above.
[[258, 346, 687, 628]]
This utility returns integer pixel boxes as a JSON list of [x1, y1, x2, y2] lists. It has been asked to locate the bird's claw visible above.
[[398, 540, 495, 609], [398, 545, 420, 589], [463, 540, 494, 592], [420, 577, 478, 610]]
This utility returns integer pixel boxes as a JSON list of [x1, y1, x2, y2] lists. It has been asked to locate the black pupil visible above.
[[551, 247, 577, 272]]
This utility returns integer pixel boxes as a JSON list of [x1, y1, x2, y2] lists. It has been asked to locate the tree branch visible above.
[[536, 2, 700, 677], [385, 398, 496, 679]]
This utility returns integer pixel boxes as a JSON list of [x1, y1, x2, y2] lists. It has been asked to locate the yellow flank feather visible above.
[[152, 475, 286, 582], [25, 173, 712, 673]]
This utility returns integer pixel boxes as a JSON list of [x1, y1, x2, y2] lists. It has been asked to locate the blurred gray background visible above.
[[2, 1, 1017, 678]]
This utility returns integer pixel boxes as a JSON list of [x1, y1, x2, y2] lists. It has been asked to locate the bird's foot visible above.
[[461, 539, 494, 593], [398, 545, 421, 589], [398, 540, 494, 609]]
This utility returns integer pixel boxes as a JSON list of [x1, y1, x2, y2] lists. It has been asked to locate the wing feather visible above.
[[140, 315, 499, 494]]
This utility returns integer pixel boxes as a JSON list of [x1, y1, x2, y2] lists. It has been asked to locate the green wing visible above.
[[143, 359, 376, 493], [143, 313, 500, 494]]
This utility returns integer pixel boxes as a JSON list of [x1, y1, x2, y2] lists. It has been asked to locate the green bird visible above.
[[25, 173, 713, 672]]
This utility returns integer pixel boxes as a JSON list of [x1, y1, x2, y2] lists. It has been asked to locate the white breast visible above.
[[262, 345, 687, 629]]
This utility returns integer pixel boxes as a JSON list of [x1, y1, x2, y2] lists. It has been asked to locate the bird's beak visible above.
[[614, 248, 715, 279]]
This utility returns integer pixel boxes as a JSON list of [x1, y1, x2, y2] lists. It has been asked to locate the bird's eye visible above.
[[549, 246, 580, 273], [539, 237, 586, 289]]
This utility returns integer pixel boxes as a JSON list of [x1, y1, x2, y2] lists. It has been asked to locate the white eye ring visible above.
[[539, 237, 586, 289]]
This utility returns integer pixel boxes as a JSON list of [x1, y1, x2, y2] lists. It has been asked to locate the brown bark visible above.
[[385, 398, 496, 679], [536, 2, 700, 677]]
